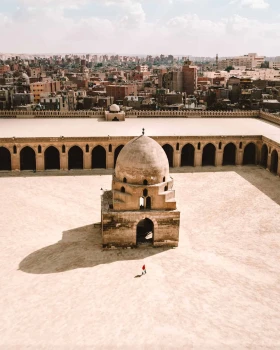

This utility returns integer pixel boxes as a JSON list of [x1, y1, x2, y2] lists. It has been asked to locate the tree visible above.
[[225, 66, 234, 72], [261, 61, 269, 68]]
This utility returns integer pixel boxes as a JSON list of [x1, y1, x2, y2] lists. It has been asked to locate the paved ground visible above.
[[0, 166, 280, 349], [1, 118, 280, 144]]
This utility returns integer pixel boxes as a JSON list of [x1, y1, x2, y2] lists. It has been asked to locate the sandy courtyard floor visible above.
[[0, 166, 280, 349]]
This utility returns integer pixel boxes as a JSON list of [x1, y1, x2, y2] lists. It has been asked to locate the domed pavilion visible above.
[[101, 132, 180, 248], [104, 104, 125, 121]]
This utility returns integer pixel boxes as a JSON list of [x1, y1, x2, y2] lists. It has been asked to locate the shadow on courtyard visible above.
[[170, 165, 280, 206], [0, 169, 114, 178], [19, 224, 171, 274]]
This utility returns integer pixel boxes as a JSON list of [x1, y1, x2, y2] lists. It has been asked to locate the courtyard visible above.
[[0, 166, 280, 349]]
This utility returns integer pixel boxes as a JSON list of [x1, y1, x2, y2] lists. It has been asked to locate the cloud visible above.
[[230, 0, 270, 9]]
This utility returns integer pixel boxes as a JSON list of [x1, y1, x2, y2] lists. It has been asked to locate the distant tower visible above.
[[216, 54, 219, 70]]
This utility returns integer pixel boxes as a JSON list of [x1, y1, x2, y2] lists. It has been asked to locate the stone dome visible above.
[[109, 104, 120, 113], [115, 135, 170, 185]]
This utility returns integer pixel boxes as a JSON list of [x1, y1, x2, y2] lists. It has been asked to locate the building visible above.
[[182, 60, 198, 95], [106, 84, 137, 101], [218, 53, 265, 70], [101, 134, 180, 248], [30, 81, 61, 103], [162, 71, 183, 92]]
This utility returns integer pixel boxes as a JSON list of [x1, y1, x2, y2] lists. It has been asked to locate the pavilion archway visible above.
[[136, 218, 154, 246], [92, 145, 106, 169], [260, 144, 268, 168], [223, 143, 236, 165], [114, 145, 124, 167], [20, 146, 36, 171], [44, 146, 60, 170], [202, 143, 216, 166], [243, 143, 256, 165], [270, 150, 278, 174], [181, 144, 194, 166], [162, 144, 174, 167], [68, 146, 83, 170], [0, 146, 11, 171]]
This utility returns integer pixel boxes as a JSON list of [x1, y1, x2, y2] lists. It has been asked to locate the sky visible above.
[[0, 0, 279, 56]]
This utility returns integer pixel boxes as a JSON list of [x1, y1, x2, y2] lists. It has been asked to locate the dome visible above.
[[109, 104, 120, 113], [115, 135, 169, 185]]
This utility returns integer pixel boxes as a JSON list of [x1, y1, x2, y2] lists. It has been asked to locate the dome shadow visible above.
[[19, 224, 170, 274]]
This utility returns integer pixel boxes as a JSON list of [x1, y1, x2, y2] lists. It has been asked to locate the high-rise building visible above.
[[182, 60, 198, 95]]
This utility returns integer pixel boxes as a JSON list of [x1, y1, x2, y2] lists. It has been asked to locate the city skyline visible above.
[[0, 0, 279, 56]]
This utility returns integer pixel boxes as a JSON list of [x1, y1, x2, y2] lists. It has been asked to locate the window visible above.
[[176, 143, 179, 151], [86, 144, 89, 153], [38, 145, 42, 153], [219, 142, 222, 150], [143, 179, 148, 185], [123, 177, 127, 183], [143, 189, 148, 197], [62, 145, 65, 153], [163, 177, 165, 182], [164, 186, 168, 191], [121, 187, 125, 193], [239, 142, 242, 149], [13, 145, 17, 154], [109, 144, 112, 152], [198, 142, 201, 150]]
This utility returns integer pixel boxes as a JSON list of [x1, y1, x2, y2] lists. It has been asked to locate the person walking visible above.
[[142, 264, 146, 275]]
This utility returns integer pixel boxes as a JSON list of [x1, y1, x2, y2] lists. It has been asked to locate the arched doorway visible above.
[[202, 143, 216, 166], [92, 145, 106, 169], [0, 147, 11, 171], [136, 218, 154, 245], [243, 143, 256, 165], [270, 150, 278, 174], [162, 144, 174, 167], [260, 144, 268, 168], [181, 144, 194, 166], [20, 146, 36, 171], [223, 143, 236, 165], [68, 146, 83, 170], [114, 145, 124, 167], [44, 146, 60, 170]]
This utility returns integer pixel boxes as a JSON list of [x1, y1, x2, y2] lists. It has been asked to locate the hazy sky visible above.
[[0, 0, 279, 56]]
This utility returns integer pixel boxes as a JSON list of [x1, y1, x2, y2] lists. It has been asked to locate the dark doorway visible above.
[[243, 143, 256, 165], [44, 146, 60, 170], [181, 143, 194, 166], [20, 146, 36, 171], [223, 143, 236, 165], [162, 144, 174, 167], [114, 145, 124, 167], [136, 218, 154, 245], [260, 144, 268, 168], [270, 150, 278, 174], [68, 146, 83, 170], [92, 145, 106, 169], [146, 196, 151, 209], [202, 143, 216, 166], [0, 147, 11, 171]]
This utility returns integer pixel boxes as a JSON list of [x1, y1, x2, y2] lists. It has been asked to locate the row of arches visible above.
[[0, 143, 279, 173], [0, 145, 125, 171]]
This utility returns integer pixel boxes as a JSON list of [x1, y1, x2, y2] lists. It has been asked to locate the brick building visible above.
[[182, 60, 198, 95], [106, 84, 137, 101]]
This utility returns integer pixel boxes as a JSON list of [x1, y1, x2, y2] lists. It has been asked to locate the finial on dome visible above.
[[142, 128, 145, 135]]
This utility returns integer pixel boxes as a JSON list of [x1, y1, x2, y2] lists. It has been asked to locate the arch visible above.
[[243, 143, 256, 165], [44, 146, 60, 170], [270, 150, 278, 174], [0, 146, 11, 171], [223, 143, 236, 165], [68, 146, 83, 170], [123, 177, 127, 183], [143, 179, 148, 185], [92, 145, 106, 169], [202, 143, 216, 166], [260, 144, 268, 168], [136, 218, 154, 245], [143, 189, 148, 197], [146, 196, 151, 209], [162, 144, 174, 167], [181, 143, 195, 166], [114, 145, 124, 167], [121, 186, 125, 193], [20, 146, 36, 171]]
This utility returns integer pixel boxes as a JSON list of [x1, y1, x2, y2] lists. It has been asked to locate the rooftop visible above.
[[0, 118, 280, 144]]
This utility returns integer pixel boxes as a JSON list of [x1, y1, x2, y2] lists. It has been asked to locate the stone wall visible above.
[[102, 210, 180, 248]]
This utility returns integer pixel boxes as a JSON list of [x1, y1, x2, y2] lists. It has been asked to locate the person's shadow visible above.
[[19, 224, 170, 274]]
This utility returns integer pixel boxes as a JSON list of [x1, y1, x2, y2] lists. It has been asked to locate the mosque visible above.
[[101, 131, 180, 248]]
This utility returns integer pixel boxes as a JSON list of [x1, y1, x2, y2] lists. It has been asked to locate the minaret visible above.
[[216, 54, 219, 70]]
